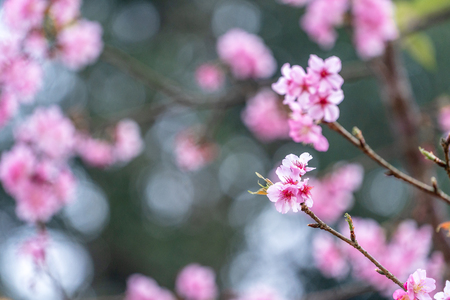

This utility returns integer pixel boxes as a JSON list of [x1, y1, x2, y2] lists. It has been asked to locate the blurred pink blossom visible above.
[[15, 106, 76, 160], [126, 274, 175, 300], [352, 0, 398, 59], [49, 0, 82, 28], [174, 129, 218, 171], [76, 135, 115, 168], [175, 264, 218, 300], [300, 0, 349, 49], [313, 232, 349, 278], [307, 55, 344, 91], [310, 163, 363, 223], [57, 20, 103, 70], [195, 64, 225, 92], [241, 89, 289, 143], [3, 0, 46, 33], [114, 119, 144, 163], [217, 28, 276, 80]]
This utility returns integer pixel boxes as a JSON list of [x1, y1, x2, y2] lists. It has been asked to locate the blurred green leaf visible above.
[[403, 32, 437, 71], [412, 0, 450, 16]]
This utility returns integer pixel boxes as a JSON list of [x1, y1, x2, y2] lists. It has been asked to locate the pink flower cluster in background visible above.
[[0, 0, 103, 128], [195, 64, 225, 92], [310, 163, 363, 223], [174, 128, 218, 172], [272, 55, 344, 151], [216, 28, 276, 80], [0, 106, 143, 223], [3, 0, 103, 70], [267, 153, 315, 214], [313, 218, 444, 295], [438, 105, 450, 133], [241, 89, 289, 143], [280, 0, 398, 58], [126, 264, 216, 300]]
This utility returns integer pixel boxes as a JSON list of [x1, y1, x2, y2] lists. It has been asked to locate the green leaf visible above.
[[412, 0, 450, 17], [403, 32, 437, 71]]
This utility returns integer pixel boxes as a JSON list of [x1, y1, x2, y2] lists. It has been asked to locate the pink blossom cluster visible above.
[[76, 119, 144, 168], [393, 269, 436, 300], [241, 89, 290, 143], [313, 218, 444, 295], [280, 0, 398, 58], [195, 64, 225, 92], [272, 55, 344, 151], [174, 128, 218, 172], [0, 0, 103, 128], [217, 28, 276, 80], [126, 264, 217, 300], [267, 153, 315, 214], [0, 106, 143, 223], [309, 162, 363, 223], [3, 0, 103, 70]]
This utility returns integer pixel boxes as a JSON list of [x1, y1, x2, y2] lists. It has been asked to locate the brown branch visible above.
[[326, 122, 450, 206], [402, 7, 450, 36], [301, 283, 374, 300], [441, 134, 450, 180], [301, 204, 405, 290]]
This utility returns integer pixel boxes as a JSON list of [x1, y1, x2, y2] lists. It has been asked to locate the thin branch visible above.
[[402, 7, 450, 36], [326, 122, 450, 206], [301, 283, 374, 300], [440, 135, 450, 180], [301, 204, 405, 290]]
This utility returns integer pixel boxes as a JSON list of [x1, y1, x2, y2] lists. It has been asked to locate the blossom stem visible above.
[[327, 121, 450, 206], [440, 134, 450, 180], [300, 203, 405, 290]]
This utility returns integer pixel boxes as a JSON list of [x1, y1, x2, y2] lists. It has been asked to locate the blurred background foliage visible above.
[[2, 0, 450, 299]]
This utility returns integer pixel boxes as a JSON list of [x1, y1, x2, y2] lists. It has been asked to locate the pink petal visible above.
[[323, 105, 340, 122], [328, 89, 344, 104], [308, 54, 323, 71], [281, 63, 292, 78], [324, 56, 342, 73], [308, 105, 324, 121], [327, 74, 344, 90], [272, 78, 288, 95]]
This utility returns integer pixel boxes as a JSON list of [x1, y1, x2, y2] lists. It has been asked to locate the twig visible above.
[[301, 204, 405, 290], [326, 122, 450, 206], [402, 7, 450, 36], [301, 283, 374, 300]]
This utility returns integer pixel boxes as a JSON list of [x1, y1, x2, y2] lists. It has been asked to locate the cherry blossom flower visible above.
[[405, 269, 436, 300], [217, 29, 276, 80], [195, 64, 225, 92], [352, 0, 398, 59], [393, 290, 411, 300], [271, 63, 316, 109], [15, 106, 76, 160], [126, 274, 175, 300], [267, 182, 302, 214], [175, 264, 218, 300], [48, 0, 82, 28], [307, 55, 344, 91], [288, 111, 329, 151], [0, 92, 18, 128], [308, 87, 344, 122], [280, 152, 315, 176], [57, 20, 103, 70], [241, 89, 289, 143], [113, 119, 144, 163], [434, 280, 450, 300]]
